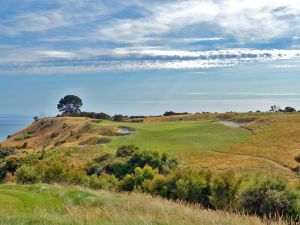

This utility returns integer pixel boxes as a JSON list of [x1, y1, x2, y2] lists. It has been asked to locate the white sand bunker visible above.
[[216, 121, 251, 127], [117, 127, 134, 134]]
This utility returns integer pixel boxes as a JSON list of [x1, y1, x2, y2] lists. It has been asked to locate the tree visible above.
[[269, 105, 281, 112], [113, 114, 125, 122], [57, 95, 83, 114], [284, 106, 296, 112]]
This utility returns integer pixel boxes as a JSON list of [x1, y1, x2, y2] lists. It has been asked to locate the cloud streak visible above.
[[1, 47, 300, 74]]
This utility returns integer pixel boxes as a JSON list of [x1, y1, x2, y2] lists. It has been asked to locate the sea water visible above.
[[0, 115, 33, 141]]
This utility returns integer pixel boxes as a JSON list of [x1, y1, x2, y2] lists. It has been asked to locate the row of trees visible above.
[[270, 105, 297, 112]]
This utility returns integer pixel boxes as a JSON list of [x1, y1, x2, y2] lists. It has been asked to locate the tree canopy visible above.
[[57, 95, 83, 114]]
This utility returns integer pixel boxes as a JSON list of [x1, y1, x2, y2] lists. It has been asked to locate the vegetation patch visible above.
[[14, 133, 34, 141], [39, 119, 55, 130], [80, 137, 111, 146]]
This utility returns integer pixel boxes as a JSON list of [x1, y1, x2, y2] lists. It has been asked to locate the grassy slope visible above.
[[0, 184, 285, 225], [2, 113, 300, 179]]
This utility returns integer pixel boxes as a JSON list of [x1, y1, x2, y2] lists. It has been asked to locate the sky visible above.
[[1, 0, 300, 116]]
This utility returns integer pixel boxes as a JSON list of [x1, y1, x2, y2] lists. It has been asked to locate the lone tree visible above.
[[57, 95, 83, 115]]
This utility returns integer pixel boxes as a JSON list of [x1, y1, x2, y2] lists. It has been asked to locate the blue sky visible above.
[[1, 0, 300, 115]]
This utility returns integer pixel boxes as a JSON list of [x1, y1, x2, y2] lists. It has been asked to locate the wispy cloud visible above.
[[1, 47, 300, 74], [184, 92, 300, 96]]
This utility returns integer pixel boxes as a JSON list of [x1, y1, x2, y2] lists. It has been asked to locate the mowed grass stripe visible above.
[[0, 187, 64, 214], [98, 120, 251, 154]]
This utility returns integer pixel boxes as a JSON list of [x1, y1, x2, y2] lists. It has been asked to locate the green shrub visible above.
[[15, 133, 33, 141], [42, 160, 68, 183], [142, 174, 169, 197], [16, 165, 39, 184], [104, 159, 130, 179], [0, 148, 14, 159], [210, 171, 241, 210], [121, 174, 135, 191], [88, 174, 118, 190], [93, 153, 113, 163], [239, 176, 300, 221], [87, 165, 103, 176], [66, 170, 87, 185], [116, 145, 139, 157]]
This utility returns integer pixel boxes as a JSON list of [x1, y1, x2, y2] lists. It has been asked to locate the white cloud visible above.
[[95, 0, 300, 43], [37, 50, 77, 58]]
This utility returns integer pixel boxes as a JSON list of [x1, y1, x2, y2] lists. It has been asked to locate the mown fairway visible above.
[[93, 120, 251, 154], [0, 184, 285, 225]]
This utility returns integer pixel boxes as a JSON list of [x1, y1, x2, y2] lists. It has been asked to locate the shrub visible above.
[[87, 165, 103, 176], [42, 160, 68, 183], [93, 153, 113, 163], [116, 145, 139, 157], [89, 174, 102, 189], [121, 174, 135, 191], [239, 176, 300, 221], [210, 171, 241, 210], [50, 132, 59, 138], [15, 133, 33, 141], [22, 142, 28, 149], [89, 174, 118, 190], [113, 114, 125, 122], [66, 170, 87, 185], [16, 165, 39, 184], [128, 151, 177, 174], [0, 148, 13, 159], [104, 159, 130, 179], [295, 154, 300, 163]]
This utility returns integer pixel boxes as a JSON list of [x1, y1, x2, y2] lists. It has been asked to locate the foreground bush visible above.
[[239, 177, 300, 221], [16, 165, 39, 184], [210, 171, 242, 210]]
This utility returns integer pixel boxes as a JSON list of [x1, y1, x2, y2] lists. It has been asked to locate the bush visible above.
[[121, 174, 135, 191], [86, 165, 103, 176], [163, 111, 188, 116], [16, 165, 39, 184], [104, 159, 130, 179], [50, 132, 59, 138], [42, 160, 68, 183], [295, 154, 300, 163], [89, 174, 118, 190], [210, 171, 241, 210], [239, 177, 300, 221], [0, 148, 13, 159], [116, 145, 139, 157], [113, 114, 125, 122], [66, 170, 87, 185], [141, 169, 212, 208]]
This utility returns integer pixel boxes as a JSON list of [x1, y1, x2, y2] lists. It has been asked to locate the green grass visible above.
[[0, 184, 285, 225], [92, 120, 250, 155]]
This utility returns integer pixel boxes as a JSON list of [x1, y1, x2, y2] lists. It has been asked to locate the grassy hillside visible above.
[[2, 113, 300, 180], [0, 184, 287, 225]]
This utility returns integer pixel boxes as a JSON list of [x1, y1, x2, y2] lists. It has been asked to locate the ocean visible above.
[[0, 115, 33, 142]]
